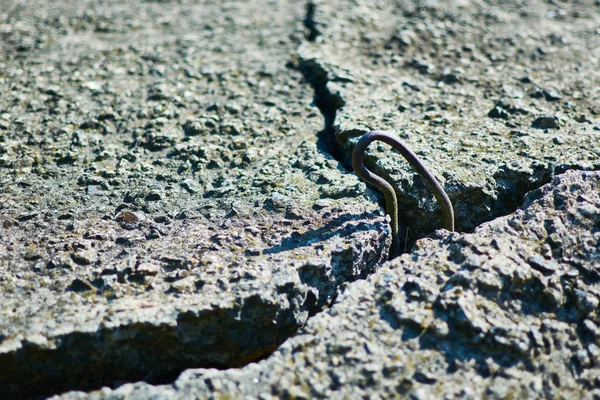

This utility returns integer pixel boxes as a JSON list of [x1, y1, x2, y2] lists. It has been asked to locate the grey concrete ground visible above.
[[58, 169, 600, 399], [1, 0, 599, 399], [300, 0, 600, 240], [0, 0, 388, 397]]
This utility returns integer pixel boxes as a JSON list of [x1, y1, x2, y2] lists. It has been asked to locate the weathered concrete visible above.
[[56, 170, 600, 399], [0, 1, 388, 398], [2, 0, 600, 398], [298, 0, 600, 244]]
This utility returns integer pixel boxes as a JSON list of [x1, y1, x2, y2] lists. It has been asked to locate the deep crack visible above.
[[4, 0, 600, 398], [1, 304, 295, 399], [304, 1, 320, 42], [296, 52, 600, 255], [294, 57, 346, 164]]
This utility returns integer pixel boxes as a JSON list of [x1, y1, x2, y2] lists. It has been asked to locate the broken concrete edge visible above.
[[293, 0, 600, 244], [52, 169, 600, 399], [0, 298, 291, 398], [0, 1, 395, 396], [296, 43, 600, 247], [0, 133, 392, 399], [0, 215, 391, 399]]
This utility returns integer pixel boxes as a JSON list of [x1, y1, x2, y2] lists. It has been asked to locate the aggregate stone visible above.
[[0, 0, 389, 398], [296, 0, 600, 244], [4, 0, 600, 398], [57, 170, 600, 399]]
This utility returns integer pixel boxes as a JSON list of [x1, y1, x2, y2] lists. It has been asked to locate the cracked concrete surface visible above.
[[58, 170, 600, 399], [299, 0, 600, 245], [0, 0, 389, 398], [1, 0, 600, 398]]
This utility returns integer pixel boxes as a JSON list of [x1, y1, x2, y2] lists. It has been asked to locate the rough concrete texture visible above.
[[58, 170, 600, 399], [2, 0, 600, 398], [298, 0, 600, 244], [0, 1, 389, 398]]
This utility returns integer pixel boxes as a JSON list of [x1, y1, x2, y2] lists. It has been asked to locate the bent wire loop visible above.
[[351, 130, 454, 255]]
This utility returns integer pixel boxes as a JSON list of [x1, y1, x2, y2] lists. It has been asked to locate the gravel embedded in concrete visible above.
[[3, 0, 600, 398], [298, 0, 600, 243], [56, 170, 600, 399], [0, 1, 388, 398]]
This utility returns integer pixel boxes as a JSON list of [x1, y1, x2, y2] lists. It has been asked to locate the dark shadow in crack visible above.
[[0, 300, 296, 400], [1, 213, 388, 400], [304, 1, 320, 42], [293, 57, 347, 167]]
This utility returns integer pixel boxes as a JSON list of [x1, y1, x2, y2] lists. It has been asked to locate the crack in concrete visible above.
[[0, 1, 390, 397], [4, 1, 600, 398], [294, 0, 600, 253], [1, 304, 290, 399]]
